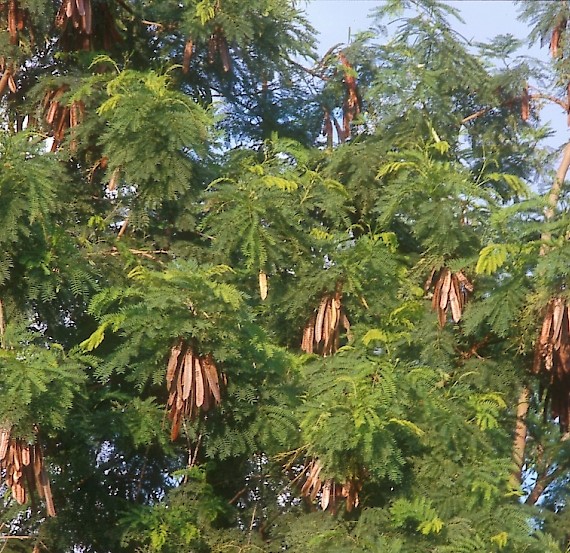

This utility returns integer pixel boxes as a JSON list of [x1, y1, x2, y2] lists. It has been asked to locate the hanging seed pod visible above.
[[7, 0, 18, 45], [259, 271, 268, 300], [301, 284, 350, 356], [551, 17, 567, 58], [322, 109, 333, 148], [182, 38, 194, 73], [56, 0, 123, 52], [0, 68, 11, 96], [296, 457, 361, 513], [107, 167, 120, 191], [42, 85, 86, 150], [207, 27, 231, 72], [429, 267, 473, 327], [338, 52, 361, 140], [166, 340, 224, 440], [217, 31, 231, 73], [0, 427, 56, 516], [521, 86, 530, 121]]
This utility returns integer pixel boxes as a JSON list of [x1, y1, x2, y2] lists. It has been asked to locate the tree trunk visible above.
[[512, 142, 570, 484]]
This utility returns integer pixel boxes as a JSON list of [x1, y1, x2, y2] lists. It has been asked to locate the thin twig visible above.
[[461, 107, 491, 124], [117, 217, 129, 239], [0, 298, 5, 349], [189, 434, 202, 468], [247, 504, 257, 545], [228, 486, 247, 505], [141, 19, 164, 30], [108, 248, 170, 261]]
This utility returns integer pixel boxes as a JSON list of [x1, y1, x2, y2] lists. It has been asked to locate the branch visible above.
[[525, 462, 568, 505], [141, 19, 164, 30], [285, 57, 329, 80], [461, 107, 491, 124], [459, 335, 491, 360], [544, 142, 570, 225], [461, 91, 569, 125], [228, 486, 247, 505], [117, 217, 129, 239], [529, 92, 569, 113], [284, 44, 343, 81]]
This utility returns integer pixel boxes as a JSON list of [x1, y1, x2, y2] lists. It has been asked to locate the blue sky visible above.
[[304, 0, 530, 51], [304, 0, 568, 147]]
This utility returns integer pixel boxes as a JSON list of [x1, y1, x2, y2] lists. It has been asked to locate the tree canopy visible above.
[[2, 0, 570, 552]]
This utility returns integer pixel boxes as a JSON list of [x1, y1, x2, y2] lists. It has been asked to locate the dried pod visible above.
[[182, 38, 194, 73], [166, 340, 224, 440], [0, 427, 55, 516], [521, 86, 530, 121], [551, 18, 567, 58], [259, 271, 268, 300], [301, 285, 349, 356], [338, 52, 361, 140], [297, 457, 361, 513], [428, 267, 473, 326], [8, 0, 18, 45], [322, 109, 333, 148]]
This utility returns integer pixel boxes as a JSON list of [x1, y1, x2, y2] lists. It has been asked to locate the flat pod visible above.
[[166, 341, 224, 440]]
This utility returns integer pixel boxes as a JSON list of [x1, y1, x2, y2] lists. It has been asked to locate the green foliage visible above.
[[0, 325, 84, 434], [201, 138, 349, 273], [0, 131, 63, 248], [390, 497, 444, 535], [1, 1, 570, 552], [120, 467, 225, 552], [476, 244, 510, 275], [98, 67, 213, 213]]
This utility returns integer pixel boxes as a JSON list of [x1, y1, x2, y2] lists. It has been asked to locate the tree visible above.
[[2, 0, 570, 552]]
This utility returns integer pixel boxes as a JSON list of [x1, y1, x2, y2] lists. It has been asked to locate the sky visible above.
[[303, 0, 568, 147], [304, 0, 530, 52]]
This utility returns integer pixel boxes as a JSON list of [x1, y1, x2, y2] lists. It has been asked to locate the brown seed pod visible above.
[[338, 52, 361, 140], [259, 271, 268, 300], [0, 427, 56, 516], [301, 286, 350, 356], [521, 86, 530, 121], [182, 38, 194, 74], [551, 18, 567, 58], [0, 69, 11, 96], [166, 340, 224, 440], [428, 267, 473, 326], [296, 457, 361, 513]]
